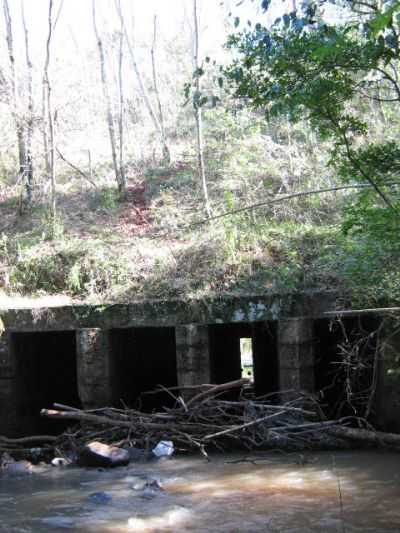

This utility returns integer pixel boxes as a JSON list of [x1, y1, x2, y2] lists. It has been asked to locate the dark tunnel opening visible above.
[[110, 327, 177, 410], [314, 315, 382, 418], [209, 321, 279, 399], [11, 331, 81, 436]]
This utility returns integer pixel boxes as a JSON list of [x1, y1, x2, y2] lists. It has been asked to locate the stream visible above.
[[0, 450, 399, 532]]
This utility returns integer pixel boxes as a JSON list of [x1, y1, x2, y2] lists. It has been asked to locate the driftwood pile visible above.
[[2, 379, 400, 459]]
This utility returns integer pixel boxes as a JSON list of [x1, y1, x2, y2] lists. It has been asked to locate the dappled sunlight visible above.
[[126, 508, 192, 532], [1, 452, 400, 532], [167, 466, 341, 501], [83, 507, 192, 533]]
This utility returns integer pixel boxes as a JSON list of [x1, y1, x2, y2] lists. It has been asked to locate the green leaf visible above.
[[369, 1, 400, 35], [193, 67, 204, 78]]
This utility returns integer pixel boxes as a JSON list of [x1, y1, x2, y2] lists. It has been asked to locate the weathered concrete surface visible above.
[[278, 318, 315, 393], [0, 334, 16, 435], [0, 291, 338, 332], [376, 323, 400, 432], [76, 329, 114, 409], [176, 325, 211, 399]]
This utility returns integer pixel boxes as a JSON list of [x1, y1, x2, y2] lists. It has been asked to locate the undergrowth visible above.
[[0, 110, 399, 306]]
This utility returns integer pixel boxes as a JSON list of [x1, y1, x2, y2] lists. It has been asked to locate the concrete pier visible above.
[[278, 318, 315, 394], [76, 328, 114, 409], [175, 324, 211, 398]]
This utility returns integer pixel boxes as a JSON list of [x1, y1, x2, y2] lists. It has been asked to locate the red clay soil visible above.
[[117, 183, 152, 236]]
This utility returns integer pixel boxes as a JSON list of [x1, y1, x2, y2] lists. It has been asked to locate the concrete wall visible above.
[[2, 301, 400, 437], [0, 319, 313, 435], [0, 292, 338, 332]]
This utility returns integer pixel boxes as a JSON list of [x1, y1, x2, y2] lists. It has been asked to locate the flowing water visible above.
[[0, 450, 400, 532]]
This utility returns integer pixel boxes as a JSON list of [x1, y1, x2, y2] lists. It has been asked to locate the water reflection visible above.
[[0, 451, 399, 532]]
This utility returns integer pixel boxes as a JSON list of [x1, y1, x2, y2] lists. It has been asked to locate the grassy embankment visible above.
[[0, 114, 398, 307]]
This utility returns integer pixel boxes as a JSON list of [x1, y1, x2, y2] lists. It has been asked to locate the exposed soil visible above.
[[117, 183, 152, 236]]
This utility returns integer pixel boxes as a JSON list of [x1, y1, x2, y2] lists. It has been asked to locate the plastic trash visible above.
[[51, 457, 69, 467], [152, 440, 174, 458]]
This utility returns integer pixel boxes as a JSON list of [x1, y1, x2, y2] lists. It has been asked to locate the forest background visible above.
[[0, 0, 398, 308]]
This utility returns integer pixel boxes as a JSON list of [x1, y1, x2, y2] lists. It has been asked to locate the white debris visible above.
[[152, 440, 174, 458], [51, 457, 69, 467]]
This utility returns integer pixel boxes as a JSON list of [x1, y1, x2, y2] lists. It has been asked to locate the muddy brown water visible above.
[[0, 450, 399, 532]]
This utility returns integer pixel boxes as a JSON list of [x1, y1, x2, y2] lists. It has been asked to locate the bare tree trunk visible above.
[[3, 0, 30, 212], [43, 0, 57, 232], [193, 0, 211, 218], [117, 0, 126, 192], [41, 80, 50, 181], [286, 116, 294, 177], [21, 0, 33, 207], [151, 15, 170, 163], [92, 0, 124, 195], [88, 149, 93, 183], [114, 1, 170, 162]]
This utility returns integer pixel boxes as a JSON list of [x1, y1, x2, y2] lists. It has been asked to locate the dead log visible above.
[[330, 426, 400, 448]]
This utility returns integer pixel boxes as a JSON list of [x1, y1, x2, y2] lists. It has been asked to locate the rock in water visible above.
[[1, 460, 34, 476], [77, 441, 130, 468], [88, 491, 112, 504], [133, 477, 164, 500], [0, 453, 34, 477]]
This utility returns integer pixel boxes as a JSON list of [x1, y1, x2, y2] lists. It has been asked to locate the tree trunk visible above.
[[92, 0, 124, 195], [151, 15, 170, 163], [43, 0, 57, 233], [116, 0, 126, 193], [3, 0, 31, 212], [193, 0, 211, 218], [21, 0, 34, 207], [115, 0, 170, 163], [42, 81, 50, 183]]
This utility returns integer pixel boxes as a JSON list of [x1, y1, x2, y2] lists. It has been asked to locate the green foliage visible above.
[[40, 211, 65, 241], [97, 187, 119, 211], [224, 0, 400, 303], [225, 1, 400, 217], [4, 238, 133, 298]]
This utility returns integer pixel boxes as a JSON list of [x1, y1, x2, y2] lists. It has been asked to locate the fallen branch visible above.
[[190, 182, 400, 227], [4, 380, 395, 459], [56, 147, 97, 188], [203, 410, 286, 441], [0, 434, 57, 444], [186, 378, 249, 407]]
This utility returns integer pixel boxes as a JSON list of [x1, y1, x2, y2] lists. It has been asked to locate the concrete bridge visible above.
[[0, 291, 398, 436]]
